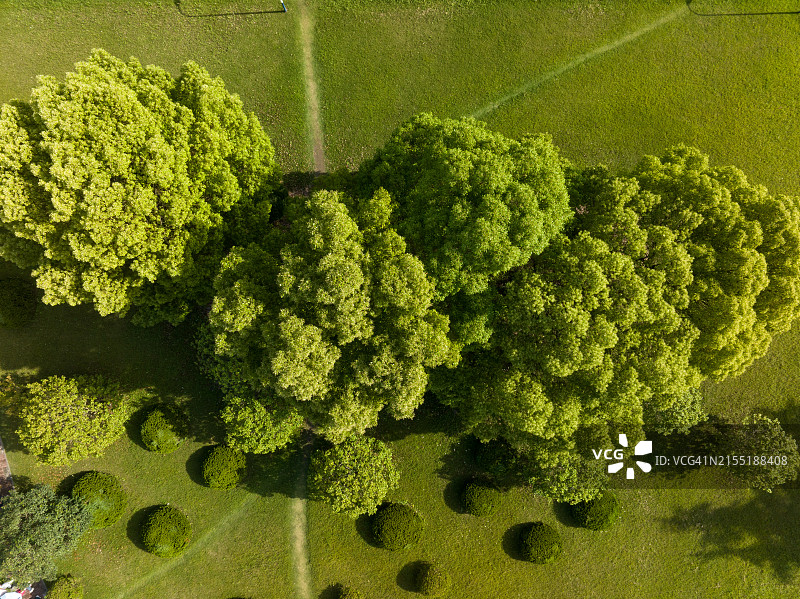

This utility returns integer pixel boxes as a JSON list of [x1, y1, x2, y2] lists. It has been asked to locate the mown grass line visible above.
[[296, 0, 326, 171], [112, 493, 259, 599], [290, 442, 313, 599], [470, 5, 689, 119]]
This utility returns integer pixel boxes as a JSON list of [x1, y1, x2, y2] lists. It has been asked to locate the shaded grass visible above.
[[0, 0, 309, 171], [703, 320, 800, 424]]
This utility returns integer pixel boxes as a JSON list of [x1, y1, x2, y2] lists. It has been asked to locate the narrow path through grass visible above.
[[296, 0, 326, 171], [112, 493, 259, 599], [470, 5, 689, 119], [290, 441, 312, 599]]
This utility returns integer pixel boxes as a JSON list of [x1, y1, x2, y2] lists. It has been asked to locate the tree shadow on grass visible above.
[[368, 395, 461, 443], [240, 442, 303, 499], [435, 435, 480, 485], [552, 501, 581, 528], [396, 560, 426, 593], [127, 505, 159, 552], [662, 489, 800, 583], [502, 523, 531, 562]]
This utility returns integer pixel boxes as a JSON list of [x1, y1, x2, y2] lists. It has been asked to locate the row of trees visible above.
[[2, 51, 800, 510]]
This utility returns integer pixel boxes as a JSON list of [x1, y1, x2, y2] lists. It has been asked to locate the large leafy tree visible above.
[[436, 146, 800, 502], [0, 49, 278, 325], [205, 188, 455, 446], [631, 146, 800, 379], [307, 436, 399, 517], [0, 485, 91, 582], [18, 375, 130, 466], [353, 113, 571, 307]]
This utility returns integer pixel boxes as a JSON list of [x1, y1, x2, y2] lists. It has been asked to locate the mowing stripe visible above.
[[296, 0, 326, 171], [470, 5, 688, 119], [113, 494, 259, 599]]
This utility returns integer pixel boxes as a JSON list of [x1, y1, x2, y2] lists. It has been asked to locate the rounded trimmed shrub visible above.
[[47, 574, 84, 599], [140, 405, 184, 454], [569, 490, 620, 531], [202, 445, 246, 489], [337, 585, 365, 599], [415, 561, 452, 596], [370, 502, 424, 550], [141, 504, 192, 557], [519, 521, 562, 564], [462, 479, 502, 517], [71, 471, 127, 528], [0, 278, 37, 327]]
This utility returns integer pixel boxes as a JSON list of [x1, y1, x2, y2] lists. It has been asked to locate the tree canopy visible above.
[[353, 113, 571, 304], [205, 188, 456, 446], [307, 436, 399, 517], [0, 485, 91, 582], [433, 146, 800, 501], [18, 375, 130, 466], [0, 49, 279, 325]]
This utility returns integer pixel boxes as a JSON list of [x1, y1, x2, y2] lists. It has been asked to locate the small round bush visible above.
[[141, 504, 192, 557], [140, 406, 184, 454], [462, 479, 502, 517], [337, 585, 365, 599], [47, 574, 83, 599], [71, 471, 127, 528], [370, 502, 424, 550], [519, 521, 562, 564], [202, 445, 246, 489], [569, 490, 620, 531], [0, 278, 37, 327], [416, 561, 452, 596]]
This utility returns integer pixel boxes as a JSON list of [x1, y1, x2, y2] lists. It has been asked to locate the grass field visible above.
[[0, 0, 309, 170], [2, 0, 800, 597]]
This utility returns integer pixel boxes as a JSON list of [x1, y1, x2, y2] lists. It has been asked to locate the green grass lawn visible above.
[[0, 0, 309, 171]]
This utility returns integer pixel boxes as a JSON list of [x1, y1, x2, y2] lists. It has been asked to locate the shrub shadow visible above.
[[318, 583, 343, 599], [443, 478, 467, 514], [56, 470, 93, 496], [355, 512, 381, 548], [502, 523, 531, 562], [125, 404, 155, 450], [552, 502, 581, 528], [186, 445, 214, 487], [7, 473, 34, 493], [396, 560, 426, 593], [127, 505, 159, 552]]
